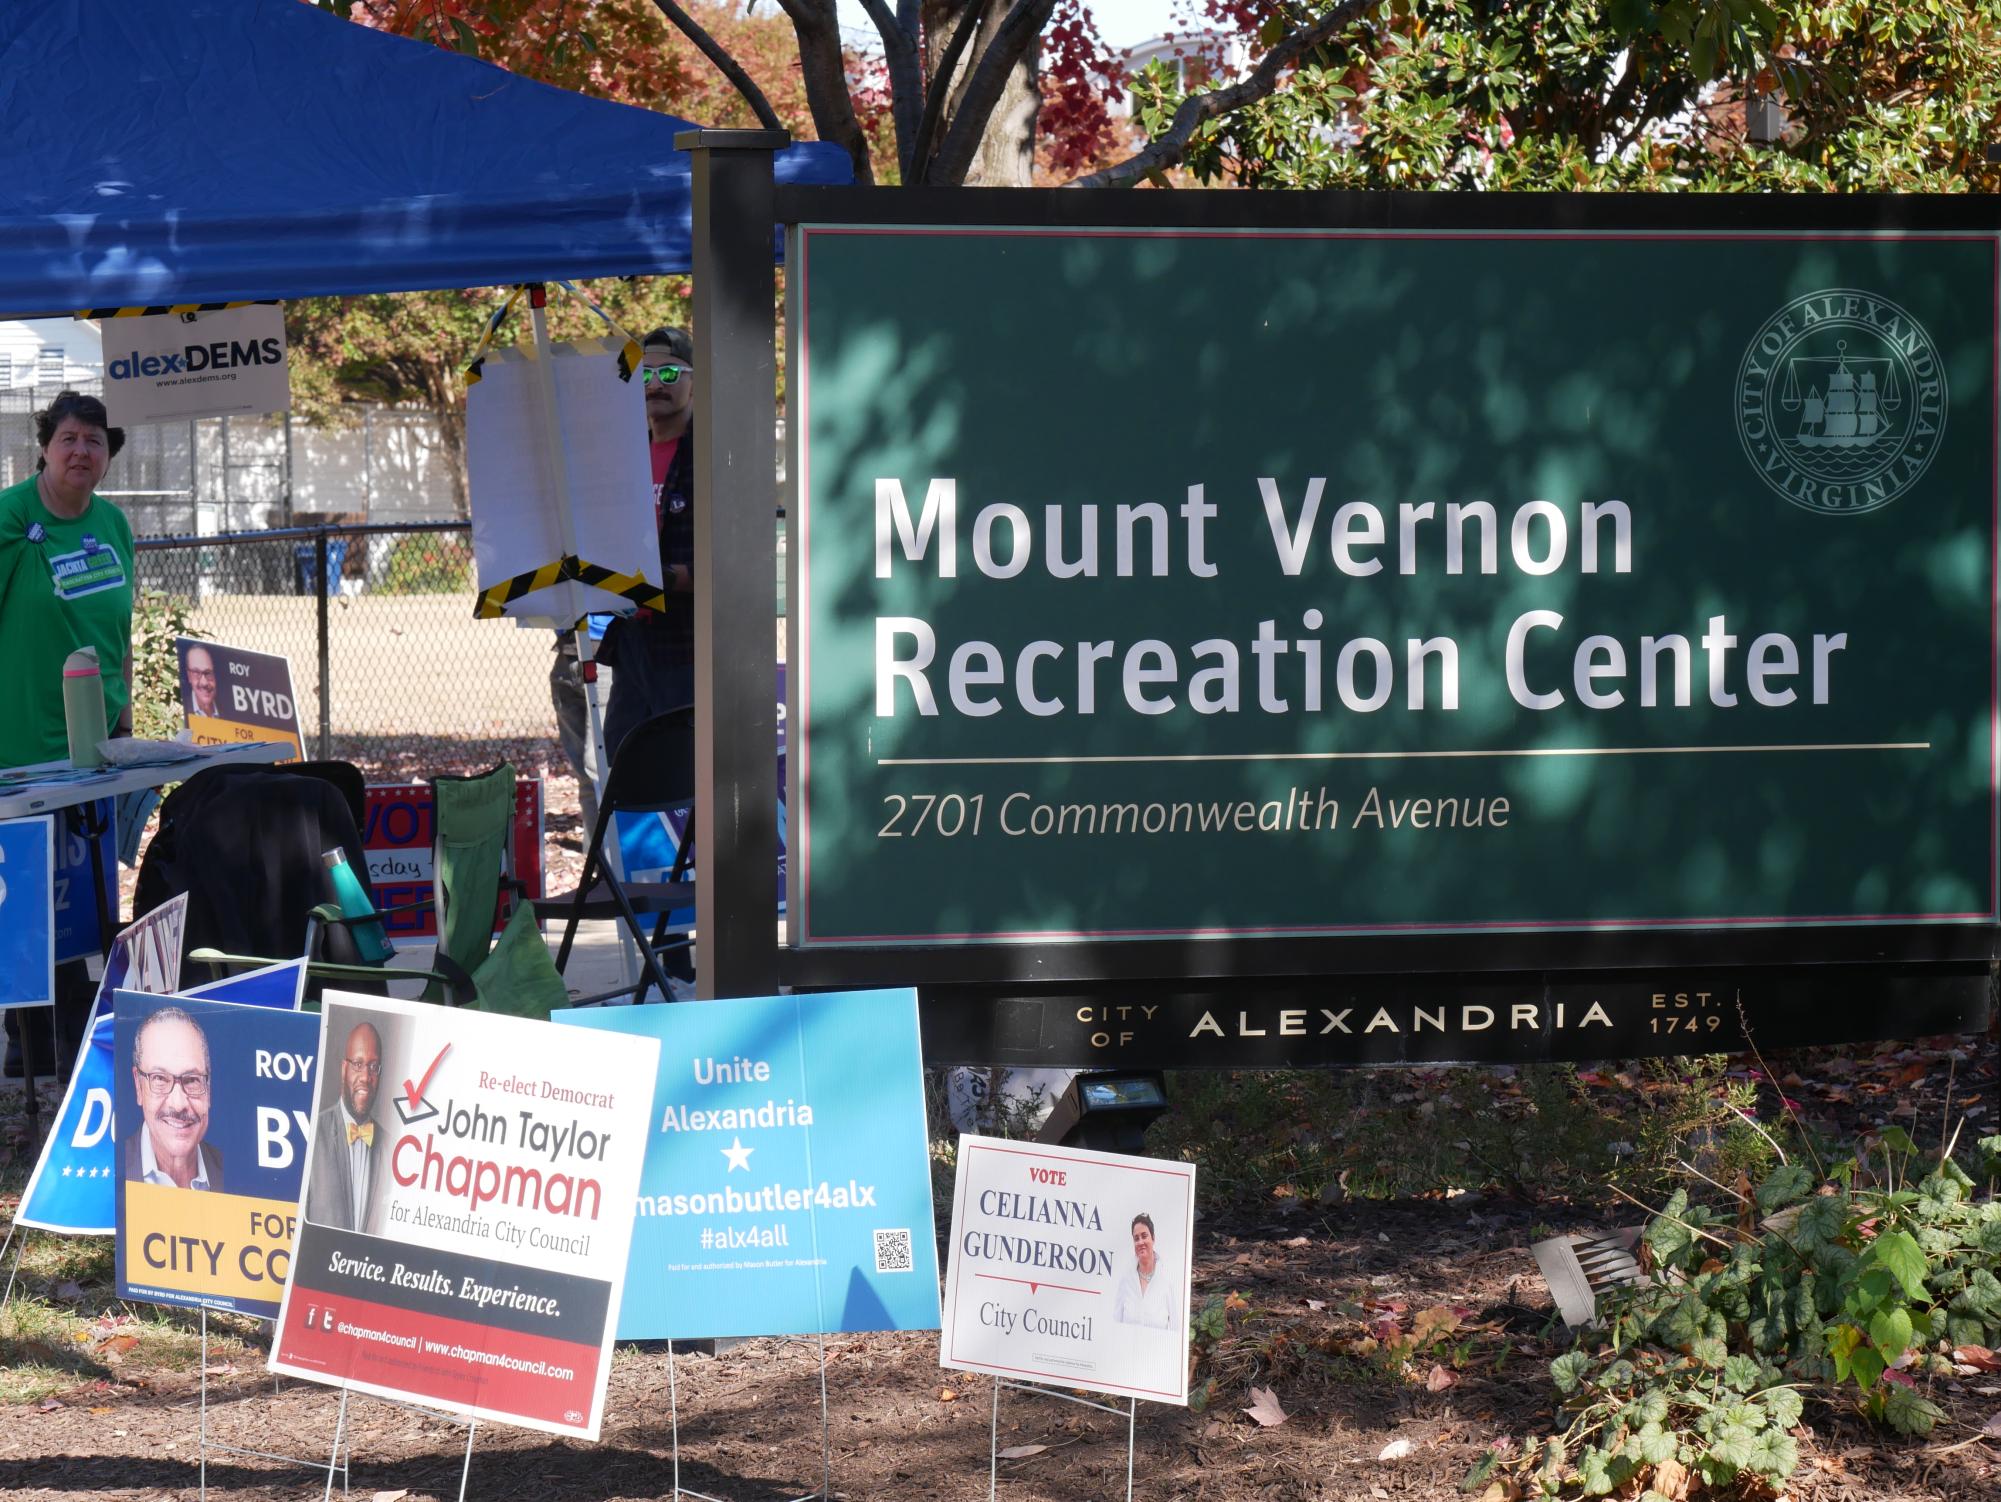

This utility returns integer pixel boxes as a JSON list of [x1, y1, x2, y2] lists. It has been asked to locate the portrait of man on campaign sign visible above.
[[182, 642, 220, 719], [114, 991, 321, 1320], [122, 1005, 223, 1192], [305, 1015, 390, 1233]]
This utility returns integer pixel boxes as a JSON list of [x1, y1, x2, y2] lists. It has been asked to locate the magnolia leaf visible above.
[[1243, 1385, 1288, 1427], [996, 1444, 1047, 1459]]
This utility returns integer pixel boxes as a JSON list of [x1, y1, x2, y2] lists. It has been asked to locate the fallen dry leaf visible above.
[[938, 1388, 958, 1403], [372, 1492, 409, 1502], [36, 1399, 62, 1413], [1243, 1385, 1288, 1427], [1954, 1345, 2000, 1373], [1651, 1455, 1692, 1500], [1982, 1412, 2001, 1439], [1304, 1298, 1326, 1311], [1378, 1437, 1414, 1461], [996, 1444, 1047, 1460], [1426, 1363, 1460, 1392], [100, 1335, 139, 1356]]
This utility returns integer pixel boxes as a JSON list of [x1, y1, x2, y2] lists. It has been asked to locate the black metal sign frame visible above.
[[678, 131, 1997, 1064]]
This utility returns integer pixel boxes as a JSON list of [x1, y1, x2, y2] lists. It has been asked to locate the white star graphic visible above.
[[61, 1165, 72, 1177], [720, 1136, 754, 1172]]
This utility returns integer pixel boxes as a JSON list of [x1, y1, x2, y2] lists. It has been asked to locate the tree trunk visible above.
[[920, 0, 1041, 186], [432, 388, 469, 521]]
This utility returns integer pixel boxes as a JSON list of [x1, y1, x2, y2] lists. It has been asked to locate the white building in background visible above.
[[0, 318, 103, 390], [1111, 29, 1253, 116]]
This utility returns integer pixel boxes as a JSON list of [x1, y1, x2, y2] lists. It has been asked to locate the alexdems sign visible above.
[[788, 227, 1997, 946], [101, 304, 291, 425]]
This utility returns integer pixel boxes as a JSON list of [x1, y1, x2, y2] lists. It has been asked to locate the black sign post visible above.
[[679, 129, 785, 1001]]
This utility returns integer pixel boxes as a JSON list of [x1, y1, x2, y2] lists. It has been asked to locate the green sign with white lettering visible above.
[[788, 227, 1997, 947]]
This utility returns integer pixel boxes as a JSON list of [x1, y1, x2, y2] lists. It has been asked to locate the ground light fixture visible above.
[[1033, 1070, 1169, 1154]]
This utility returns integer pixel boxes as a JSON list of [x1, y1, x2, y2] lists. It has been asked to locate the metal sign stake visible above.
[[665, 1333, 833, 1502], [195, 1307, 348, 1502], [989, 1378, 1138, 1502]]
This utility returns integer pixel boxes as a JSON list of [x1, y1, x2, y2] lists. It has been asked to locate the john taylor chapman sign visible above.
[[788, 228, 1998, 949]]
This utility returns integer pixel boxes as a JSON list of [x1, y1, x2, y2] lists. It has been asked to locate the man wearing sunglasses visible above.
[[123, 1006, 224, 1192]]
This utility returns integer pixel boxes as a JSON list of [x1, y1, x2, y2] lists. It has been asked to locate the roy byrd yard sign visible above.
[[787, 228, 1998, 951]]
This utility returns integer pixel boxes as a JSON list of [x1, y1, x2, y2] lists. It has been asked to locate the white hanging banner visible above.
[[466, 340, 657, 625], [100, 304, 292, 425]]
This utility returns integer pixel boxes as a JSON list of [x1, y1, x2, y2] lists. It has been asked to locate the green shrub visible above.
[[130, 589, 198, 741], [375, 533, 470, 594], [1470, 1129, 2001, 1498]]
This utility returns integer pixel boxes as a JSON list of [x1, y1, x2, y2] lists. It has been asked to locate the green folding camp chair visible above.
[[193, 761, 570, 1021]]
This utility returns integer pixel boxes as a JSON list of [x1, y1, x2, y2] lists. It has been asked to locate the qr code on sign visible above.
[[873, 1228, 914, 1273]]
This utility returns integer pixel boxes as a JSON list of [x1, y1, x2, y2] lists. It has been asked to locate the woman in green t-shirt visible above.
[[0, 390, 134, 770]]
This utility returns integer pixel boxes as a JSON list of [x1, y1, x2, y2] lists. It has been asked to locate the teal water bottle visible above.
[[322, 847, 393, 964], [63, 646, 108, 767]]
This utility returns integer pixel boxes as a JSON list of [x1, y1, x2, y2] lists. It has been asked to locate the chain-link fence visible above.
[[136, 524, 563, 779], [3, 380, 458, 535]]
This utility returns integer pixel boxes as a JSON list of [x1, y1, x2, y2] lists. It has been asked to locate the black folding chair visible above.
[[533, 706, 696, 1003]]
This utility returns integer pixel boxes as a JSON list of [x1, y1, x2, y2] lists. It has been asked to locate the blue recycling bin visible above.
[[294, 538, 348, 595]]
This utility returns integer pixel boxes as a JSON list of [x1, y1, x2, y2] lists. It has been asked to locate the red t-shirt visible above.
[[651, 437, 681, 527]]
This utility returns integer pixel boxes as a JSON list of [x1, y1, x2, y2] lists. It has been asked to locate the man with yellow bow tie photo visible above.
[[306, 1019, 387, 1233]]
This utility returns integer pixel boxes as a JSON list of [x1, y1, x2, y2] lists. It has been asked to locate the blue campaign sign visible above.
[[52, 800, 116, 965], [16, 958, 307, 1235], [556, 987, 939, 1340], [0, 815, 56, 1010], [114, 991, 322, 1318], [183, 958, 308, 1011]]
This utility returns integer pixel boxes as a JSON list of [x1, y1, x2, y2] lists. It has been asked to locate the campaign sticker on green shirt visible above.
[[46, 537, 126, 601]]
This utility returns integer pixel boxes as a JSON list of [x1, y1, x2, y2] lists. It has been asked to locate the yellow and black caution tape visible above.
[[552, 279, 644, 381], [77, 299, 274, 320], [475, 555, 667, 618], [463, 281, 644, 387], [462, 285, 529, 388]]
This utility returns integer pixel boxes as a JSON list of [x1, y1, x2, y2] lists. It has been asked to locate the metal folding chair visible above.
[[534, 706, 696, 1003]]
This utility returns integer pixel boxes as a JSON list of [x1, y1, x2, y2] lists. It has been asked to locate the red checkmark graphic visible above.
[[403, 1043, 451, 1110]]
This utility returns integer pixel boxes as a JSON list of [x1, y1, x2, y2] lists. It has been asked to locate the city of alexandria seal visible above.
[[1735, 288, 1946, 515]]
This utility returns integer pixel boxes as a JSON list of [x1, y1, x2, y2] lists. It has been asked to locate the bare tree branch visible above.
[[1069, 0, 1375, 189], [929, 0, 1059, 186], [775, 0, 877, 184], [858, 0, 924, 179], [647, 0, 784, 131], [910, 0, 993, 184]]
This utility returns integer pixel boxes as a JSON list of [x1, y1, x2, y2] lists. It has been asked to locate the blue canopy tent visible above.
[[0, 0, 850, 315]]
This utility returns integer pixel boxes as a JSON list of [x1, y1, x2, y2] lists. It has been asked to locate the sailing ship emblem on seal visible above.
[[1734, 288, 1946, 515]]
